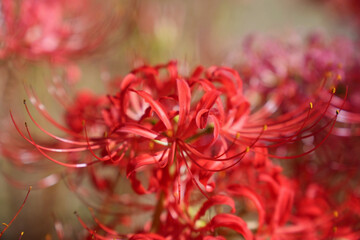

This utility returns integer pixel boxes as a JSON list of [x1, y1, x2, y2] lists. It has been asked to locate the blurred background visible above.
[[0, 0, 358, 239]]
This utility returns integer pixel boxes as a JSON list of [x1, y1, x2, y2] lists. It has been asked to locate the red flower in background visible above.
[[0, 0, 119, 62], [234, 33, 360, 135], [314, 0, 360, 28]]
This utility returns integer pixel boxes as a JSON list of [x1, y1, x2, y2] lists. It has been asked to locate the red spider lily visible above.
[[231, 34, 360, 206], [233, 35, 360, 236], [70, 151, 359, 239], [9, 61, 347, 239], [0, 0, 118, 62], [12, 61, 341, 188], [216, 156, 359, 240]]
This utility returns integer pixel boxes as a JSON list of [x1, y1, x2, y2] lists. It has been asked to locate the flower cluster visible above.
[[231, 34, 360, 206], [1, 1, 360, 240], [232, 33, 357, 110], [7, 59, 356, 239]]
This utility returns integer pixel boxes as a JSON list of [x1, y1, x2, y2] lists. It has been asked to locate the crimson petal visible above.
[[194, 195, 236, 221], [132, 90, 173, 130], [204, 213, 253, 240], [177, 78, 191, 129]]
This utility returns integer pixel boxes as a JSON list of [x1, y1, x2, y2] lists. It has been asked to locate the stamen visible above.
[[83, 123, 113, 162], [166, 129, 174, 138], [325, 72, 332, 78], [153, 139, 169, 146], [74, 211, 95, 235], [24, 87, 87, 138], [181, 125, 265, 172], [88, 208, 123, 237], [176, 156, 181, 204], [263, 114, 338, 159], [23, 100, 97, 146], [243, 85, 340, 148], [181, 151, 209, 199], [0, 186, 32, 238], [10, 110, 101, 153], [24, 122, 96, 168]]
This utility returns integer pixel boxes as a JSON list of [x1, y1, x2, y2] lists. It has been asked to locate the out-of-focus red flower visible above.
[[314, 0, 360, 28], [0, 0, 118, 62], [65, 91, 108, 134], [232, 33, 360, 135]]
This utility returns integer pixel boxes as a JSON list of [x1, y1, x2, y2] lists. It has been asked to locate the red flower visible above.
[[9, 61, 347, 239], [0, 0, 118, 61]]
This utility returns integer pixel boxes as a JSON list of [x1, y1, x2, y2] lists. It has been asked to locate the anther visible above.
[[166, 129, 173, 138], [333, 210, 339, 218], [218, 171, 226, 178], [332, 87, 336, 94], [336, 74, 342, 81], [92, 230, 97, 238], [246, 146, 250, 152], [309, 102, 313, 109], [263, 125, 267, 131], [336, 110, 339, 115], [236, 132, 240, 139]]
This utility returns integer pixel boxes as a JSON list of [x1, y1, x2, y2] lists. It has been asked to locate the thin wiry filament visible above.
[[0, 186, 32, 238]]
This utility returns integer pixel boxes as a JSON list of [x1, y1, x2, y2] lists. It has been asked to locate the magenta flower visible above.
[[233, 33, 360, 137]]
